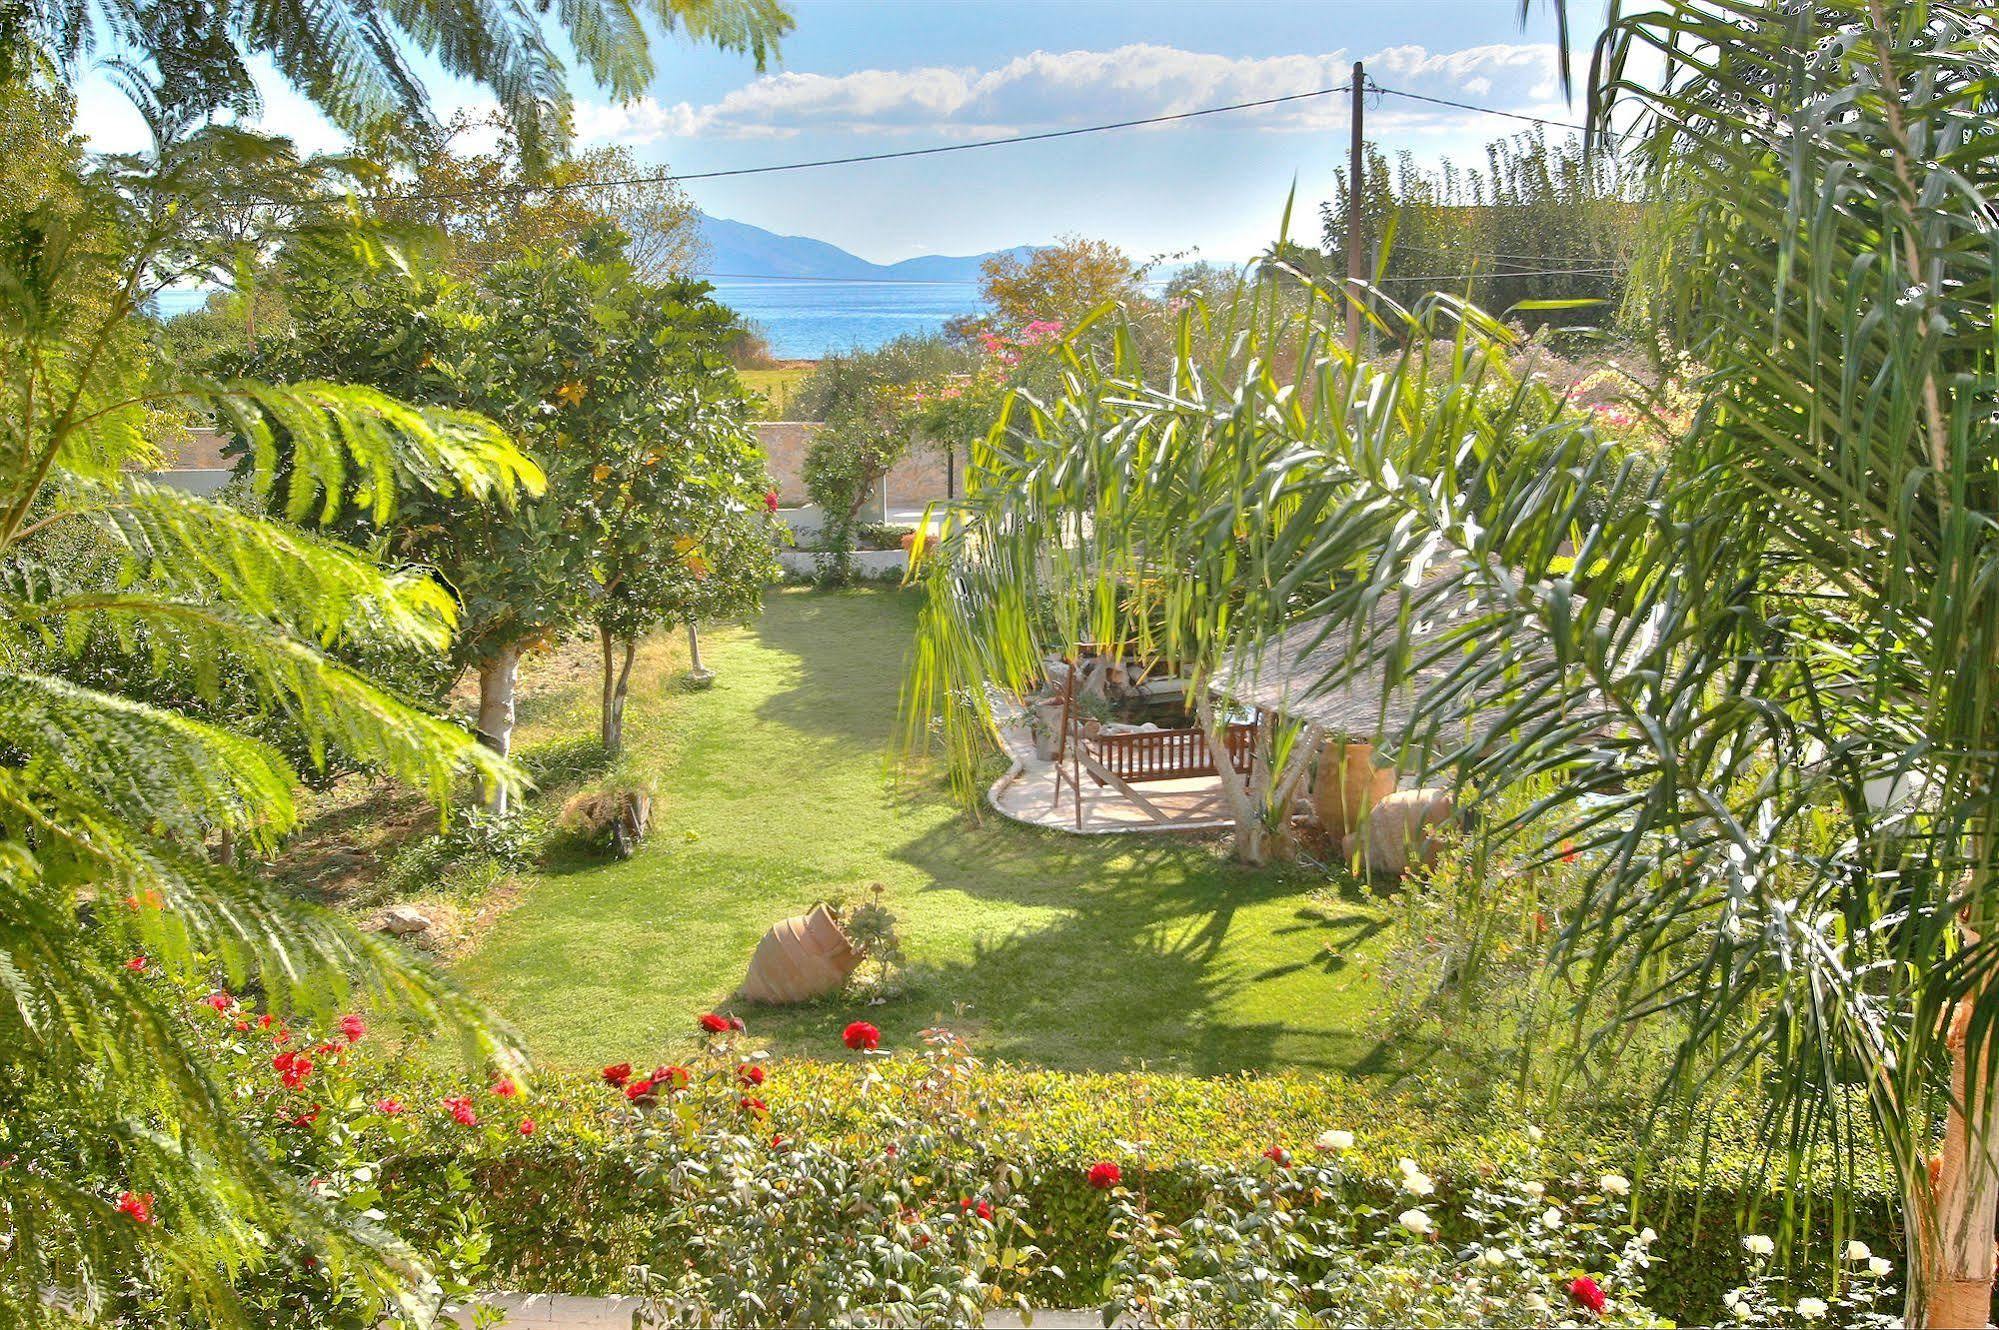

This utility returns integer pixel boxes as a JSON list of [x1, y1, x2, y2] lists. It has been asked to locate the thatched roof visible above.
[[1212, 584, 1543, 744]]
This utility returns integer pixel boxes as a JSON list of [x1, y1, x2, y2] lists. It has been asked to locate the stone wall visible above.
[[754, 421, 955, 518], [160, 427, 231, 470]]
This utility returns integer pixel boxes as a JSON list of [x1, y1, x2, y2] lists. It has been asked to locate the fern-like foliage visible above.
[[0, 86, 540, 1322]]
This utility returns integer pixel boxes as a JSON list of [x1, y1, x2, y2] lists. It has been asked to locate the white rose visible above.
[[1542, 1206, 1564, 1229], [1316, 1129, 1355, 1153], [1844, 1240, 1871, 1262], [1482, 1246, 1508, 1267], [1869, 1256, 1892, 1277], [1524, 1180, 1546, 1198], [1402, 1171, 1436, 1196], [1722, 1291, 1742, 1310], [1639, 1227, 1658, 1245], [1600, 1173, 1631, 1196], [1399, 1208, 1434, 1236], [1744, 1234, 1775, 1256], [1397, 1157, 1420, 1177], [1796, 1297, 1828, 1320]]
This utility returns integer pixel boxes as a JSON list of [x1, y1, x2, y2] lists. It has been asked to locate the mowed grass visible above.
[[738, 366, 812, 419], [455, 588, 1421, 1077]]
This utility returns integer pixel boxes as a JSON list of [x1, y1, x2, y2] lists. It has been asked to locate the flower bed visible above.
[[81, 980, 1905, 1326]]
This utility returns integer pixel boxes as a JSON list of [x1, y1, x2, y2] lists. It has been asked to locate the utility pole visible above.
[[1346, 61, 1366, 358]]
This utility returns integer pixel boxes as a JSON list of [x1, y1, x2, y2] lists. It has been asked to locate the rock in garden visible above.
[[381, 905, 432, 936]]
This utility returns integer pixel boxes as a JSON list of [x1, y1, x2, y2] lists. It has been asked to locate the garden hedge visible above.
[[370, 1059, 1902, 1325]]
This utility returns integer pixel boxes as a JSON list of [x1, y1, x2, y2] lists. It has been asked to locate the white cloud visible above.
[[575, 40, 1570, 147]]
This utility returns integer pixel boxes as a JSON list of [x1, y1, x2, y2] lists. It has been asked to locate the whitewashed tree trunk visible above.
[[1194, 688, 1264, 865], [475, 643, 521, 814], [1930, 971, 1999, 1329], [686, 620, 706, 676]]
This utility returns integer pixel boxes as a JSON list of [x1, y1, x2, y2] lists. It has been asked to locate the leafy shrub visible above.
[[72, 978, 1904, 1327], [372, 807, 539, 905]]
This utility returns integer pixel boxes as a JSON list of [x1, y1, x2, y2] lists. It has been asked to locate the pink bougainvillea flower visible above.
[[1569, 1276, 1607, 1315], [1087, 1162, 1121, 1190], [601, 1062, 633, 1088], [698, 1012, 731, 1034], [337, 1013, 367, 1044], [842, 1021, 880, 1051], [518, 1117, 537, 1136], [201, 991, 232, 1014], [737, 1063, 765, 1087], [374, 1097, 405, 1116], [116, 1191, 155, 1225], [443, 1095, 479, 1127], [490, 1076, 519, 1099]]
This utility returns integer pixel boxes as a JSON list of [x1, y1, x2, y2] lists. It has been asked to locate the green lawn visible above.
[[738, 366, 812, 419], [456, 588, 1419, 1076]]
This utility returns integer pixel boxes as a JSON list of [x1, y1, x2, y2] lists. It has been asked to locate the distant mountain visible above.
[[696, 213, 1035, 283]]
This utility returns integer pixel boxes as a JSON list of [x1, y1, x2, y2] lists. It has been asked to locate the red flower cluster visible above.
[[736, 1063, 765, 1087], [374, 1097, 405, 1116], [1569, 1276, 1606, 1315], [1262, 1144, 1292, 1167], [738, 1095, 768, 1115], [201, 991, 233, 1014], [337, 1013, 367, 1044], [959, 1196, 993, 1221], [764, 489, 780, 514], [490, 1076, 519, 1098], [601, 1062, 633, 1087], [124, 956, 147, 973], [654, 1064, 690, 1092], [624, 1077, 658, 1105], [842, 1021, 880, 1051], [116, 1191, 154, 1224], [518, 1117, 537, 1137], [442, 1095, 478, 1127], [272, 1050, 313, 1091], [1087, 1161, 1121, 1190], [698, 1012, 732, 1034]]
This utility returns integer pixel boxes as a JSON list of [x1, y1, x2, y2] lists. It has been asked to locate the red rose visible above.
[[655, 1064, 691, 1091], [1262, 1145, 1291, 1167], [518, 1117, 537, 1136], [490, 1076, 519, 1098], [374, 1097, 405, 1115], [1569, 1276, 1606, 1315], [842, 1021, 881, 1051], [1088, 1161, 1121, 1190], [601, 1062, 633, 1088], [698, 1012, 731, 1034], [737, 1063, 765, 1087], [337, 1013, 367, 1043], [624, 1077, 657, 1105], [739, 1095, 768, 1115], [201, 991, 232, 1014], [960, 1196, 993, 1221], [770, 1133, 787, 1149], [443, 1095, 478, 1127], [116, 1191, 154, 1225], [125, 956, 146, 972]]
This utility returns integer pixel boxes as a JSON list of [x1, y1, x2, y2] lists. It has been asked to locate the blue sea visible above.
[[152, 278, 982, 360], [708, 278, 982, 359]]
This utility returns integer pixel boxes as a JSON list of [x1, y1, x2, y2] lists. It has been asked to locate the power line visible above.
[[1370, 86, 1592, 134], [370, 84, 1351, 205]]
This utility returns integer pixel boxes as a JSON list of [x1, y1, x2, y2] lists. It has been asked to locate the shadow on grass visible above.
[[749, 587, 924, 749]]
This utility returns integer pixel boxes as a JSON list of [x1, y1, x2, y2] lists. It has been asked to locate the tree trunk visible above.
[[1195, 688, 1264, 865], [1929, 986, 1999, 1329], [687, 620, 708, 677], [600, 627, 639, 755], [475, 643, 521, 814]]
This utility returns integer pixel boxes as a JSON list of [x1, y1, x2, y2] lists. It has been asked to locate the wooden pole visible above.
[[1346, 61, 1366, 358]]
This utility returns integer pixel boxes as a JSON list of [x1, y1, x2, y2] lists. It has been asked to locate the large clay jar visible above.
[[1312, 739, 1397, 841], [740, 903, 860, 1004], [1345, 788, 1456, 876]]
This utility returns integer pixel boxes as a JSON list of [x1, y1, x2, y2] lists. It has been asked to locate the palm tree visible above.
[[911, 2, 1999, 1323], [10, 0, 790, 163]]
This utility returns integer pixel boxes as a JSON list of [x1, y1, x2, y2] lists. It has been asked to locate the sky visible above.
[[74, 0, 1591, 266]]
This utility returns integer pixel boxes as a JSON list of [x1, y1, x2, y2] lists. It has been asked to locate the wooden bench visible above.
[[1084, 724, 1256, 784]]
